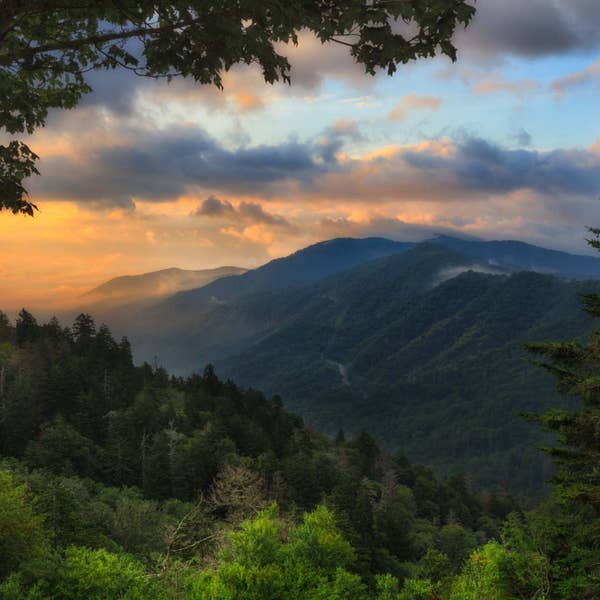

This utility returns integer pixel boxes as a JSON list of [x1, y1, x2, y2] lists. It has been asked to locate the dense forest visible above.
[[108, 240, 599, 495], [0, 303, 598, 598], [220, 248, 597, 495]]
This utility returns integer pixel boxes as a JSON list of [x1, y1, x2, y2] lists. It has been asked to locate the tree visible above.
[[0, 1, 475, 215], [0, 470, 49, 577], [15, 309, 38, 345], [186, 504, 371, 600], [0, 311, 11, 341], [54, 546, 164, 599], [72, 314, 96, 346], [523, 228, 600, 597], [0, 341, 14, 399]]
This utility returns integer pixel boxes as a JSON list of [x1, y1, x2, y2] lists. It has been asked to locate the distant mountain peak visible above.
[[83, 265, 247, 304], [427, 235, 600, 278]]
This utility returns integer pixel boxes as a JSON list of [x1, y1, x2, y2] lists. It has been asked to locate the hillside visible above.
[[164, 237, 414, 306], [119, 237, 415, 364], [428, 235, 600, 278], [218, 245, 598, 493], [96, 236, 600, 493], [82, 266, 246, 305], [0, 310, 513, 597]]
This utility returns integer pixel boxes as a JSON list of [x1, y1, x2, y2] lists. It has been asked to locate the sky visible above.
[[2, 0, 600, 311]]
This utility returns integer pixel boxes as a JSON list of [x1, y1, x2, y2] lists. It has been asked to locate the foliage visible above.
[[0, 291, 596, 597], [521, 228, 600, 598], [217, 244, 594, 493], [54, 546, 164, 599], [449, 541, 508, 600], [0, 470, 49, 577], [0, 310, 505, 597], [186, 504, 368, 599], [0, 1, 475, 214]]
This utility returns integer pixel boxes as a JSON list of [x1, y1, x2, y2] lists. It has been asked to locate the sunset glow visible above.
[[2, 0, 600, 314]]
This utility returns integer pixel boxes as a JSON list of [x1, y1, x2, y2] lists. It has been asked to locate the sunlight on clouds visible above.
[[3, 11, 600, 315], [388, 94, 441, 121]]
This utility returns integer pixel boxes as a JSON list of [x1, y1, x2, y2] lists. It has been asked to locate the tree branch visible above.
[[1, 16, 207, 65]]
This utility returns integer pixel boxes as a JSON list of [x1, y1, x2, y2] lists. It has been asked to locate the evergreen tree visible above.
[[0, 311, 11, 341], [15, 309, 38, 345], [72, 313, 96, 351], [524, 228, 600, 598]]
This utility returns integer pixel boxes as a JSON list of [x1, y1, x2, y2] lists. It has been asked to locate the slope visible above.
[[216, 244, 598, 493], [83, 266, 246, 305]]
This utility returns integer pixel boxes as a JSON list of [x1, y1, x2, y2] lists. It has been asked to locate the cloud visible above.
[[473, 75, 539, 95], [331, 136, 600, 202], [277, 31, 369, 91], [512, 129, 533, 147], [455, 0, 600, 61], [68, 29, 370, 120], [389, 94, 441, 122], [238, 201, 291, 227], [193, 196, 291, 228], [30, 109, 600, 218], [193, 195, 235, 217], [551, 57, 600, 97], [323, 119, 364, 141], [30, 124, 339, 208]]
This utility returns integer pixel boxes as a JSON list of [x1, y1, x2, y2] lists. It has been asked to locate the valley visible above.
[[77, 235, 600, 494]]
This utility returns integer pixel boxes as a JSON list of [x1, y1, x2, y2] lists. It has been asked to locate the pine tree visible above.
[[524, 228, 600, 597], [15, 309, 39, 345]]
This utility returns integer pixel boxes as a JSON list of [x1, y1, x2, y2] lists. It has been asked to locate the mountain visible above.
[[121, 237, 415, 363], [102, 236, 600, 493], [215, 244, 598, 493], [429, 235, 600, 278], [83, 266, 246, 305], [163, 237, 414, 307]]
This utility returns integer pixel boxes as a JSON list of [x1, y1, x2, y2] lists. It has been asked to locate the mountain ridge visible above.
[[86, 234, 600, 493], [84, 265, 247, 303]]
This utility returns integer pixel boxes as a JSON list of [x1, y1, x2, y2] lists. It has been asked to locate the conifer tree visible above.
[[524, 228, 600, 597]]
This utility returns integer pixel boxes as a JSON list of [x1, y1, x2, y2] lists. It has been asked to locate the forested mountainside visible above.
[[121, 236, 600, 359], [162, 237, 415, 305], [0, 310, 512, 597], [1, 309, 597, 599], [219, 245, 600, 494], [72, 237, 416, 363], [111, 241, 600, 493]]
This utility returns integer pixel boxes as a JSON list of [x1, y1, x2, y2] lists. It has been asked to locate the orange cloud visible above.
[[473, 76, 539, 95], [388, 94, 441, 121], [551, 58, 600, 97]]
